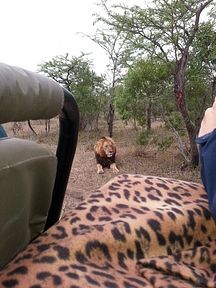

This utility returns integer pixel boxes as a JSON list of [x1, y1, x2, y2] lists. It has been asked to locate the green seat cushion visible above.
[[0, 138, 57, 269]]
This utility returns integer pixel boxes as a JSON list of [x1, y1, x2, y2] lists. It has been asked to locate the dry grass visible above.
[[4, 118, 201, 215]]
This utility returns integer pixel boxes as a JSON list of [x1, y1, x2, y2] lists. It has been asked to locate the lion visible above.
[[94, 136, 119, 174]]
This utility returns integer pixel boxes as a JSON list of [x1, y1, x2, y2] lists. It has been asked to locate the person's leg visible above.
[[198, 98, 216, 137], [0, 125, 7, 138], [196, 98, 216, 219]]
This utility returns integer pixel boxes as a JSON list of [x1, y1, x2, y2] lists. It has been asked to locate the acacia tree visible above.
[[97, 0, 214, 166], [38, 53, 107, 130]]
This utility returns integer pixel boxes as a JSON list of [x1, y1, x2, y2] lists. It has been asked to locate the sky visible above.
[[0, 0, 145, 75]]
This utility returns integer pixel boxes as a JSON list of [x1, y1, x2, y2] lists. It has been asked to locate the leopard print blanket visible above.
[[1, 174, 216, 287]]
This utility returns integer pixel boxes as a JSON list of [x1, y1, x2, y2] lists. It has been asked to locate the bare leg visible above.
[[198, 98, 216, 137]]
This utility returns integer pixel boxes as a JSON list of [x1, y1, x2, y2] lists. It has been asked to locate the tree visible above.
[[95, 0, 215, 166], [116, 58, 172, 129], [191, 22, 216, 99], [38, 53, 107, 130], [87, 0, 133, 137]]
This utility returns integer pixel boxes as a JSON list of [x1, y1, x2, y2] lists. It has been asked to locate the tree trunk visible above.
[[107, 103, 115, 137], [45, 119, 51, 135], [174, 57, 199, 167], [146, 100, 152, 130], [133, 118, 137, 130], [95, 113, 100, 130], [212, 76, 216, 100]]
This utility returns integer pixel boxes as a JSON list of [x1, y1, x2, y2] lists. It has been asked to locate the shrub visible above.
[[136, 130, 154, 146], [154, 135, 174, 150], [166, 111, 186, 136]]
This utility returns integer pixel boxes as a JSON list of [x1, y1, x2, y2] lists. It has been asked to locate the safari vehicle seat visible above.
[[0, 63, 79, 269]]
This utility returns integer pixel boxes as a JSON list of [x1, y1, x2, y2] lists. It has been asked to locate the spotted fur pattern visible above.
[[1, 174, 216, 287], [138, 240, 216, 287]]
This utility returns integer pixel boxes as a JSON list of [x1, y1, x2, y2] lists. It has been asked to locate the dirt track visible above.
[[4, 119, 201, 216], [63, 120, 201, 214]]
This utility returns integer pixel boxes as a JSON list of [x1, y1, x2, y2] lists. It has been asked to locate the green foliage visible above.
[[154, 135, 174, 151], [98, 0, 211, 62], [192, 22, 216, 73], [115, 58, 172, 127], [182, 22, 216, 124], [136, 130, 154, 146], [166, 111, 186, 136], [38, 54, 108, 130], [136, 128, 173, 151], [185, 72, 212, 121]]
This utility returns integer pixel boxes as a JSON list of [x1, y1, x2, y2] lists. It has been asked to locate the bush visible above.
[[154, 135, 173, 150], [136, 128, 174, 151], [166, 111, 186, 136], [136, 130, 154, 146]]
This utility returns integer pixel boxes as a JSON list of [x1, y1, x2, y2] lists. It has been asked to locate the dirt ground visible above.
[[4, 119, 201, 215]]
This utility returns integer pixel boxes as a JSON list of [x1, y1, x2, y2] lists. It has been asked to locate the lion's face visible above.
[[94, 137, 116, 158]]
